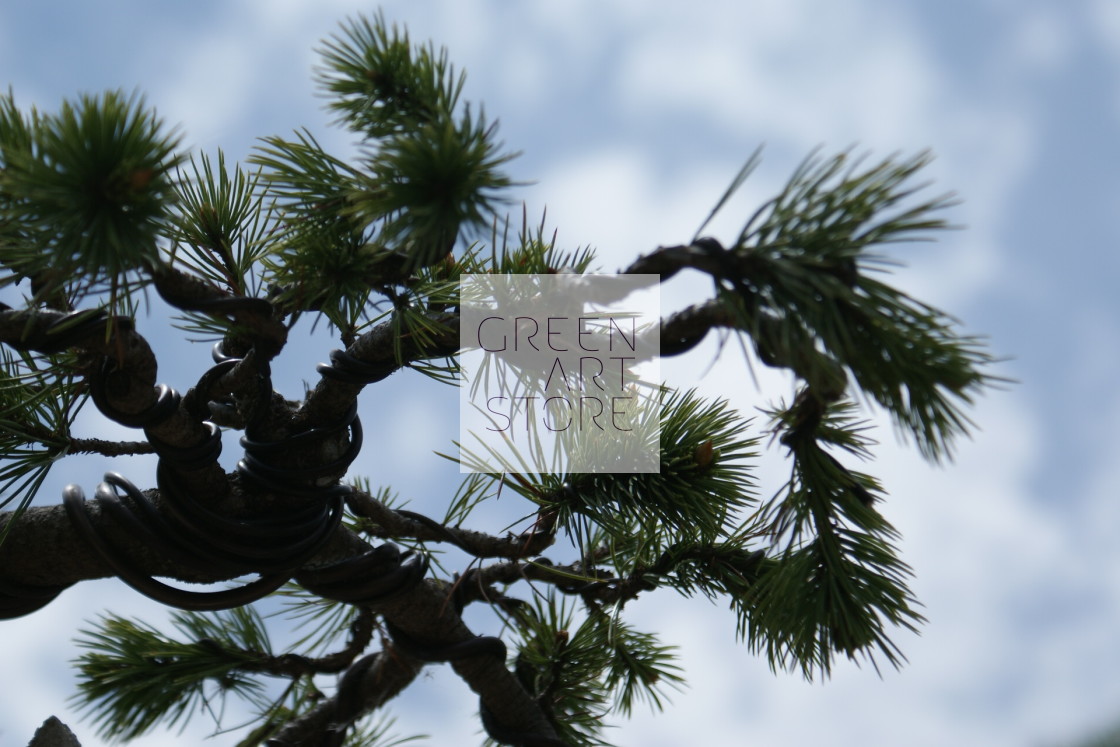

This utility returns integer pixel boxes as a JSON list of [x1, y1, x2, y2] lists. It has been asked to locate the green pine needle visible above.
[[549, 388, 758, 553], [0, 90, 183, 307], [509, 596, 685, 746], [719, 149, 997, 460], [71, 612, 268, 741], [316, 11, 463, 138], [0, 348, 84, 543], [169, 151, 271, 296], [740, 397, 926, 678]]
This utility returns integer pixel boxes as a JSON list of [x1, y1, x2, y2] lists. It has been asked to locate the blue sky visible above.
[[1, 2, 1119, 745]]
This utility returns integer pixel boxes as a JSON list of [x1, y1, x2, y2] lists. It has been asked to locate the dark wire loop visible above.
[[33, 308, 134, 354], [316, 348, 398, 385], [184, 358, 240, 421], [147, 421, 223, 470], [62, 472, 344, 610], [60, 341, 354, 611], [212, 340, 238, 364], [65, 361, 353, 608], [55, 323, 435, 653], [63, 481, 293, 611], [238, 402, 363, 494], [93, 474, 262, 576], [383, 619, 507, 663], [154, 464, 342, 567], [154, 285, 274, 320], [242, 400, 360, 454], [297, 542, 401, 584], [323, 652, 380, 747], [296, 550, 430, 605], [90, 373, 181, 429]]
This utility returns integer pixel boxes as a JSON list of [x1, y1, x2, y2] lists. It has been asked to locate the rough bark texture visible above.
[[27, 717, 82, 747], [0, 494, 374, 588]]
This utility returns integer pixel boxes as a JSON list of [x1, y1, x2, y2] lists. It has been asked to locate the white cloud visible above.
[[156, 33, 262, 152], [1006, 5, 1076, 75], [529, 148, 706, 267], [614, 2, 943, 149], [873, 384, 1120, 745], [1090, 0, 1120, 58]]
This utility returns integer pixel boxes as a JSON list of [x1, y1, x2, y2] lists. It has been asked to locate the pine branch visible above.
[[266, 649, 422, 746], [67, 437, 156, 457], [738, 393, 925, 677], [294, 307, 459, 432], [621, 152, 998, 460], [149, 263, 286, 358], [506, 596, 684, 745], [0, 306, 130, 356], [191, 607, 376, 678], [72, 611, 271, 740], [0, 347, 84, 521], [347, 486, 556, 559], [0, 490, 372, 588], [271, 577, 565, 746]]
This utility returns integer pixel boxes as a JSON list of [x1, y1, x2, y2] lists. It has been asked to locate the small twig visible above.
[[214, 608, 377, 677], [67, 437, 157, 457], [265, 647, 422, 746], [346, 489, 555, 559]]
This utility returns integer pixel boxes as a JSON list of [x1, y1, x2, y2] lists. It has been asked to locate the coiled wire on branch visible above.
[[51, 314, 437, 615], [3, 306, 559, 744], [0, 309, 130, 618], [60, 324, 345, 609]]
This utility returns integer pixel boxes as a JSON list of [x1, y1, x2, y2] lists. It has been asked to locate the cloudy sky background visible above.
[[1, 1, 1118, 745]]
